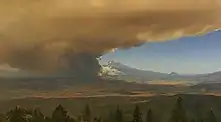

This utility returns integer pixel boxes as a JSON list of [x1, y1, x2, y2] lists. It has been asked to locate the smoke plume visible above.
[[0, 0, 221, 79]]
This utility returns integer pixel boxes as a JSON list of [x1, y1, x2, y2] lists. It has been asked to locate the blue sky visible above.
[[101, 31, 221, 74]]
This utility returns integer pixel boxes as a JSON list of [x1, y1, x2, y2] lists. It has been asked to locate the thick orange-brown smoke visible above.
[[0, 0, 221, 76]]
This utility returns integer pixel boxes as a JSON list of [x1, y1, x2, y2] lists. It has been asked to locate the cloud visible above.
[[0, 0, 220, 74]]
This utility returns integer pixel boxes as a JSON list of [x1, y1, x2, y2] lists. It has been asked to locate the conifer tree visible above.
[[83, 104, 91, 122], [52, 104, 68, 122], [169, 97, 187, 122], [146, 109, 153, 122], [133, 105, 142, 122], [115, 106, 123, 122], [6, 106, 27, 122]]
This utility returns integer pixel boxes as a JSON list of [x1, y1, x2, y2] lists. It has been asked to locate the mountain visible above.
[[102, 61, 221, 84], [169, 72, 179, 77], [188, 72, 221, 90], [102, 61, 221, 85], [101, 61, 188, 82], [199, 71, 221, 83]]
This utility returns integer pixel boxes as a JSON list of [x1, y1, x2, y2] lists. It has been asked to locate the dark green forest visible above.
[[0, 97, 217, 122]]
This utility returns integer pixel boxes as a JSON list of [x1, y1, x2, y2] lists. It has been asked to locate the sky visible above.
[[101, 30, 221, 74]]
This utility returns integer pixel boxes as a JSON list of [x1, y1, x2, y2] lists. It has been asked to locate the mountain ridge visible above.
[[101, 61, 221, 84], [101, 61, 184, 82]]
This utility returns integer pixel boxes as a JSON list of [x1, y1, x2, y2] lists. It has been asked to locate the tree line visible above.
[[0, 97, 217, 122]]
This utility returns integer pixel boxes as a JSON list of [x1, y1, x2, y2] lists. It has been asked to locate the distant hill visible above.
[[104, 61, 169, 81], [101, 61, 199, 82], [198, 71, 221, 83], [102, 61, 221, 85], [191, 83, 221, 91], [191, 71, 221, 90]]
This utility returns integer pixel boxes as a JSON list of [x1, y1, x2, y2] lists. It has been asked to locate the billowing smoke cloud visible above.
[[0, 0, 221, 78], [57, 49, 101, 80]]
